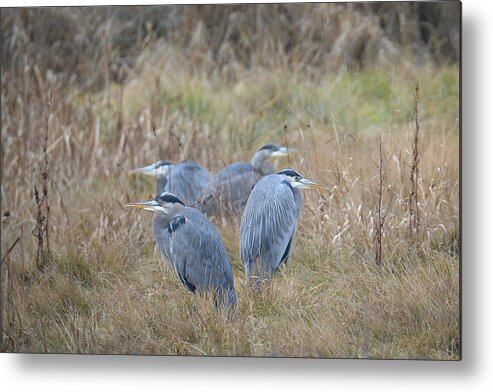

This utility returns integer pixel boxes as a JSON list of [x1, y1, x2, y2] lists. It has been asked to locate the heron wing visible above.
[[163, 161, 210, 207], [175, 258, 197, 293], [201, 163, 259, 214], [240, 175, 298, 276], [169, 208, 236, 299], [215, 162, 253, 179], [156, 175, 168, 194]]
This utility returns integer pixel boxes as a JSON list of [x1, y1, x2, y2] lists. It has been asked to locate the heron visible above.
[[126, 192, 237, 310], [240, 168, 326, 284], [200, 143, 295, 216], [129, 160, 209, 208]]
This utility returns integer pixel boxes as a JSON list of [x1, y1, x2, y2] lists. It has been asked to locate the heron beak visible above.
[[271, 147, 298, 157], [125, 200, 160, 212], [294, 178, 328, 191], [128, 163, 159, 176]]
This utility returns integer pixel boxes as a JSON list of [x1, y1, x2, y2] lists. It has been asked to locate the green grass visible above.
[[116, 64, 458, 144]]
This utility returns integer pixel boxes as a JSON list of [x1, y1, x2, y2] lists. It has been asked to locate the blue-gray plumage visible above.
[[240, 169, 326, 283], [200, 144, 295, 216], [130, 160, 209, 208], [126, 192, 237, 310]]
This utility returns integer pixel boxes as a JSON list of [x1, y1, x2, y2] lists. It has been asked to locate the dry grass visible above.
[[1, 3, 459, 88], [1, 5, 459, 359]]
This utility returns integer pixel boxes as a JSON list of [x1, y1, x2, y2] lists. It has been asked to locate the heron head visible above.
[[126, 192, 185, 214], [277, 169, 327, 190], [129, 160, 173, 177], [257, 143, 296, 158]]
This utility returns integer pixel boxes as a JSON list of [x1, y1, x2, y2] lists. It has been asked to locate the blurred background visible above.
[[2, 3, 459, 90]]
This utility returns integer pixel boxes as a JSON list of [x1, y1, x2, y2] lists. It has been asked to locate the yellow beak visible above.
[[125, 200, 160, 212], [295, 178, 329, 191]]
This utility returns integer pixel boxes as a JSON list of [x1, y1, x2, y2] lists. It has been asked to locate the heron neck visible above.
[[251, 150, 270, 173], [156, 174, 167, 194], [259, 161, 276, 175], [168, 203, 185, 217], [152, 212, 173, 231], [152, 203, 185, 228], [293, 187, 303, 217], [155, 164, 175, 194]]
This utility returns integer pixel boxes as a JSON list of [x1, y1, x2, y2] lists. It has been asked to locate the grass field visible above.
[[1, 6, 459, 359]]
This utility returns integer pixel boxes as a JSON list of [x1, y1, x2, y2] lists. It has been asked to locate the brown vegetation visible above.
[[2, 3, 459, 89]]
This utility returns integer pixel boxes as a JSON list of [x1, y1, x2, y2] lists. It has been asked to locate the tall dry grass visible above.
[[1, 4, 459, 358]]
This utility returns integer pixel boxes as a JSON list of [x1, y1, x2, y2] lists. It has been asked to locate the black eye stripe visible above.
[[156, 192, 185, 205], [277, 169, 302, 178], [258, 143, 281, 151], [155, 160, 171, 168]]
